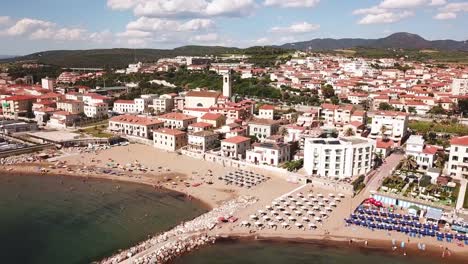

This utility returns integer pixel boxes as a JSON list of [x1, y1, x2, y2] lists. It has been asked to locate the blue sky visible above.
[[0, 0, 467, 55]]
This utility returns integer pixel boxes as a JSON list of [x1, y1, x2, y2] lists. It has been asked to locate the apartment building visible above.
[[153, 128, 188, 151], [187, 130, 219, 152], [109, 115, 164, 139], [303, 137, 375, 179], [246, 138, 290, 166], [369, 111, 409, 146], [248, 118, 280, 142], [221, 136, 251, 159], [405, 135, 440, 170], [447, 136, 468, 179], [158, 112, 197, 129]]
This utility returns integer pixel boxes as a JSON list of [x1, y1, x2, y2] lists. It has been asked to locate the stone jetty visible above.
[[99, 195, 258, 264]]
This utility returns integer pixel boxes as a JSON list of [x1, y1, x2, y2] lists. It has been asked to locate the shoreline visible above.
[[183, 234, 467, 263], [0, 165, 215, 211]]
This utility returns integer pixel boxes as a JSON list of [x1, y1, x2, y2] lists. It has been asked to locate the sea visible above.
[[0, 173, 207, 264], [174, 239, 442, 264]]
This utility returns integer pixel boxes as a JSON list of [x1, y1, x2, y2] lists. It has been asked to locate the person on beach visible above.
[[364, 240, 368, 247]]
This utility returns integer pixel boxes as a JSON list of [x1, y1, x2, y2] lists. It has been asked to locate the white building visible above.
[[370, 111, 409, 146], [223, 72, 232, 98], [248, 119, 280, 142], [451, 78, 468, 96], [109, 115, 164, 139], [187, 131, 219, 152], [405, 135, 439, 170], [84, 103, 108, 118], [41, 78, 55, 91], [185, 90, 220, 108], [126, 62, 142, 74], [151, 94, 174, 114], [158, 112, 197, 129], [246, 139, 290, 166], [153, 129, 187, 151], [303, 137, 375, 179], [113, 100, 136, 114], [221, 136, 251, 159], [447, 136, 468, 179], [258, 105, 275, 120]]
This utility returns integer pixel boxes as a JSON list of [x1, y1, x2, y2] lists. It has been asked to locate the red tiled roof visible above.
[[159, 112, 197, 121], [450, 136, 468, 146], [189, 122, 213, 128], [376, 138, 393, 149], [222, 135, 250, 144], [422, 145, 440, 155], [4, 95, 36, 101], [114, 99, 134, 104], [186, 90, 221, 98], [201, 113, 223, 120], [110, 114, 163, 126], [154, 128, 186, 136], [259, 104, 275, 110]]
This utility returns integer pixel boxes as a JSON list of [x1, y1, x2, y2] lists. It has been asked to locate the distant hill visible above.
[[0, 55, 16, 59], [280, 32, 468, 51], [3, 32, 468, 68]]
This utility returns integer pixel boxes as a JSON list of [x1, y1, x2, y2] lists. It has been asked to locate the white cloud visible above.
[[434, 12, 457, 19], [270, 22, 320, 33], [4, 18, 55, 36], [108, 0, 256, 18], [116, 30, 152, 38], [434, 2, 468, 20], [358, 11, 414, 24], [127, 17, 214, 32], [0, 16, 10, 25], [190, 33, 219, 42], [379, 0, 428, 9], [263, 0, 320, 8], [430, 0, 446, 6]]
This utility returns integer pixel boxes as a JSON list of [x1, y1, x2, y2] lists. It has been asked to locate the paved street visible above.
[[363, 153, 404, 196]]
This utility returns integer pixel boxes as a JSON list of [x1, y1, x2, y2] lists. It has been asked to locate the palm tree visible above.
[[401, 155, 418, 171], [344, 127, 355, 137], [434, 153, 447, 169], [380, 125, 388, 140]]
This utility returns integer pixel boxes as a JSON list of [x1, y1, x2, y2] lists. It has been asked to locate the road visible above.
[[363, 153, 404, 197]]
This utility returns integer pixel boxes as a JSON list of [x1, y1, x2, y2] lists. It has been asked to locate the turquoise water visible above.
[[174, 239, 443, 264], [0, 174, 207, 264]]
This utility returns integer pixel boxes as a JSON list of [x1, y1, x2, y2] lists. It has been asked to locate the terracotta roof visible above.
[[422, 145, 440, 155], [4, 95, 36, 101], [53, 111, 77, 116], [189, 122, 213, 128], [114, 100, 135, 104], [201, 113, 224, 120], [185, 90, 221, 98], [450, 136, 468, 146], [374, 111, 408, 117], [154, 128, 186, 136], [321, 103, 339, 110], [110, 114, 163, 126], [159, 112, 197, 121], [376, 138, 393, 149], [222, 135, 250, 144], [259, 104, 275, 110]]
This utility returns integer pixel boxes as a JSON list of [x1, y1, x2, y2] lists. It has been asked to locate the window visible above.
[[452, 156, 458, 161]]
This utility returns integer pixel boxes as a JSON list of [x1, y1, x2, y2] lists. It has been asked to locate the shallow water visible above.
[[0, 173, 207, 264], [174, 239, 442, 264]]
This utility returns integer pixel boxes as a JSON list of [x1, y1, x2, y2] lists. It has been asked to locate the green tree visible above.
[[321, 84, 335, 99], [401, 156, 418, 171], [378, 102, 394, 111], [458, 99, 468, 117], [428, 105, 447, 115], [344, 128, 355, 137]]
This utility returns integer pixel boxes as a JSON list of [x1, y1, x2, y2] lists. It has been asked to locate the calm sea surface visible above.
[[174, 239, 441, 264], [0, 173, 207, 264]]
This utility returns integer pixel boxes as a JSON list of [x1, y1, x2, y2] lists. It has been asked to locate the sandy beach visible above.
[[1, 143, 467, 263]]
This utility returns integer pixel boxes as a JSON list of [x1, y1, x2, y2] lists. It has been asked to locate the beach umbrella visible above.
[[284, 202, 290, 206], [266, 205, 272, 210], [296, 202, 303, 206], [271, 211, 278, 216], [320, 211, 327, 215], [318, 202, 324, 207], [308, 194, 314, 198], [311, 198, 318, 202], [334, 197, 341, 202], [258, 210, 265, 215], [295, 210, 302, 216], [297, 193, 303, 197], [330, 202, 337, 207], [241, 221, 249, 226], [288, 216, 296, 221], [307, 211, 315, 216], [284, 211, 291, 216], [317, 193, 323, 197], [262, 215, 270, 220], [301, 206, 308, 211], [313, 206, 320, 211], [276, 216, 283, 221], [250, 215, 258, 219], [308, 223, 317, 229], [268, 222, 276, 227], [328, 193, 335, 197], [295, 222, 303, 227], [302, 217, 310, 222], [255, 221, 262, 226], [281, 222, 289, 227], [338, 193, 345, 198], [314, 216, 321, 221], [289, 206, 297, 210], [272, 201, 279, 206], [325, 207, 332, 211], [322, 198, 329, 203], [302, 198, 308, 202]]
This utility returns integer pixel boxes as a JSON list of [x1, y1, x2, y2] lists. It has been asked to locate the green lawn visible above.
[[79, 126, 113, 138], [409, 120, 468, 135]]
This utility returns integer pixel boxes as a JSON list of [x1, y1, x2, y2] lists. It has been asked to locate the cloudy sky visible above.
[[0, 0, 467, 55]]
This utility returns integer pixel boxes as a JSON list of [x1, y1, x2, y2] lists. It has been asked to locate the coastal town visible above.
[[1, 49, 468, 263]]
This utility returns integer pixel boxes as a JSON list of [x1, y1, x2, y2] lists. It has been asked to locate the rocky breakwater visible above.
[[99, 196, 258, 264]]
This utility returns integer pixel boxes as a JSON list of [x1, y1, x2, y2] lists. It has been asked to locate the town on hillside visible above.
[[1, 51, 468, 261]]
